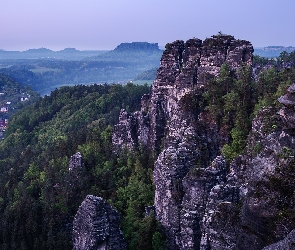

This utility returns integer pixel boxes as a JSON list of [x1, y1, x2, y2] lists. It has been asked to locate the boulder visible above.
[[72, 195, 126, 250]]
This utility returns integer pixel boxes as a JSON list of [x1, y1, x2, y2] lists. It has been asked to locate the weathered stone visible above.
[[112, 110, 134, 151], [72, 195, 126, 250], [112, 35, 253, 154], [69, 152, 84, 171], [112, 34, 295, 249], [278, 83, 295, 107], [112, 34, 254, 249], [200, 186, 241, 250], [181, 156, 227, 250], [150, 35, 252, 250]]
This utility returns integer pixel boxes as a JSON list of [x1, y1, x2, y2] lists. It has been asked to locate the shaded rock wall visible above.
[[112, 34, 254, 249], [112, 35, 295, 249], [200, 87, 295, 249], [112, 34, 253, 153], [72, 195, 126, 250]]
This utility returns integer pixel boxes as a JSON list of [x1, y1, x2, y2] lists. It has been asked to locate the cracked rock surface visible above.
[[73, 195, 126, 250], [112, 34, 295, 249]]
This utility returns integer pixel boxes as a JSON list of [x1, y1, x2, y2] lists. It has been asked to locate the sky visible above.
[[1, 0, 295, 51]]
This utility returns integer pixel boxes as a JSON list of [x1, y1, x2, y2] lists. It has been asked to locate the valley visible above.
[[0, 36, 295, 249], [0, 42, 163, 96]]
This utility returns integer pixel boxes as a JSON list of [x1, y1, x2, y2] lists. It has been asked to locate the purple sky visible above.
[[1, 0, 295, 51]]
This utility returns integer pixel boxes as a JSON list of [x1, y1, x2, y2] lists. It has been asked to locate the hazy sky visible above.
[[1, 0, 295, 51]]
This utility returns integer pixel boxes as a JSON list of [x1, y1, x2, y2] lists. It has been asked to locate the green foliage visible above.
[[113, 153, 156, 249], [152, 231, 166, 250], [277, 146, 294, 159], [252, 142, 263, 156], [0, 82, 155, 249], [204, 64, 255, 162], [203, 64, 235, 123], [277, 50, 295, 65], [204, 63, 295, 164], [253, 67, 294, 116], [252, 55, 273, 66], [222, 128, 247, 164]]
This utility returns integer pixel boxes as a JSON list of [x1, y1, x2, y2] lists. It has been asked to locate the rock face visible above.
[[113, 34, 253, 249], [278, 83, 295, 107], [187, 96, 295, 250], [112, 34, 295, 249], [69, 152, 84, 171], [72, 195, 126, 250], [113, 34, 253, 153]]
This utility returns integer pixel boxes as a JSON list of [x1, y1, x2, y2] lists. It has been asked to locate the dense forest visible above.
[[0, 50, 294, 249], [0, 82, 167, 249], [203, 63, 294, 163]]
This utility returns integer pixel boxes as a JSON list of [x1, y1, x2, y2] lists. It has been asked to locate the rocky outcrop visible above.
[[112, 94, 151, 153], [72, 195, 126, 250], [278, 83, 295, 107], [69, 152, 84, 171], [112, 34, 254, 249], [200, 87, 295, 249], [112, 34, 253, 154], [180, 156, 227, 249], [112, 110, 138, 151], [112, 34, 295, 249]]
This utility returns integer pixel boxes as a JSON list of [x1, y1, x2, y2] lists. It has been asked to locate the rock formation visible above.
[[72, 195, 126, 250], [113, 34, 253, 249], [69, 152, 84, 172], [112, 34, 295, 249]]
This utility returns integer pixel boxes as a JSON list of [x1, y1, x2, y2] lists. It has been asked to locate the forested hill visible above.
[[0, 83, 163, 249], [0, 74, 39, 116], [0, 74, 39, 102], [0, 42, 163, 94]]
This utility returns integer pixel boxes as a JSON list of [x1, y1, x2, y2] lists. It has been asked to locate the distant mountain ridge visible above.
[[89, 42, 163, 61], [0, 42, 162, 60], [114, 42, 161, 51], [254, 46, 295, 58], [0, 48, 107, 60], [0, 42, 163, 94]]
